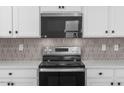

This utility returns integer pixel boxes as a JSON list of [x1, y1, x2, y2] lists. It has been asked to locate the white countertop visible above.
[[0, 61, 41, 69], [83, 60, 124, 69]]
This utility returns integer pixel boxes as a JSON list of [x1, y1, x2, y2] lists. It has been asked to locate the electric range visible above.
[[39, 47, 85, 86]]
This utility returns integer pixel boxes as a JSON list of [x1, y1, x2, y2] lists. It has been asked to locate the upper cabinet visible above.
[[40, 6, 82, 13], [0, 7, 13, 37], [13, 6, 40, 38], [110, 7, 124, 37], [83, 6, 124, 38], [0, 6, 40, 38], [83, 6, 109, 38]]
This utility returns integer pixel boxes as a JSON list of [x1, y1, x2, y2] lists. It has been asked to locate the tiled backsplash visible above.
[[0, 38, 124, 61]]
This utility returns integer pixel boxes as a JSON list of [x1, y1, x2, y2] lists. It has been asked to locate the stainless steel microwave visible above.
[[41, 12, 82, 38]]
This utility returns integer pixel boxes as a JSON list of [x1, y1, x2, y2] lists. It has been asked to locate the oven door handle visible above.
[[39, 68, 85, 72]]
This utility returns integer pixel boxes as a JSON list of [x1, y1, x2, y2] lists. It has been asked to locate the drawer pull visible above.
[[105, 30, 108, 34], [7, 82, 10, 86], [112, 30, 115, 34], [99, 72, 103, 75], [111, 82, 114, 86], [9, 73, 12, 75], [118, 82, 121, 86]]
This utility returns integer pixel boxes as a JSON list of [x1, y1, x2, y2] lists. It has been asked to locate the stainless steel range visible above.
[[39, 47, 85, 86]]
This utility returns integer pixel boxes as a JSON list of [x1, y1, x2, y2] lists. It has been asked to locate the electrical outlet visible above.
[[114, 44, 119, 51], [101, 44, 106, 51], [19, 44, 24, 51]]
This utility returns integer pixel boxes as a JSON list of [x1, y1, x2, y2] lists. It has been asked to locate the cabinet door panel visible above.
[[111, 6, 124, 37], [83, 6, 109, 37], [115, 69, 124, 79], [13, 6, 40, 38], [0, 7, 12, 37]]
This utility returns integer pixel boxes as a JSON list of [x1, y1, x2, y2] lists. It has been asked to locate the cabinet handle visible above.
[[7, 82, 10, 86], [112, 30, 115, 34], [111, 82, 114, 86], [62, 6, 64, 9], [58, 6, 61, 9], [118, 82, 121, 86], [105, 30, 108, 34], [9, 31, 12, 34], [99, 72, 103, 75], [11, 82, 14, 86], [15, 31, 18, 34], [9, 73, 12, 75]]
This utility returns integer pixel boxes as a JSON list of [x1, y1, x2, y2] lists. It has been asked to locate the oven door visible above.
[[39, 69, 85, 86], [59, 72, 85, 86]]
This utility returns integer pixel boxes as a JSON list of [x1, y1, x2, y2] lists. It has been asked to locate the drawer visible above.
[[87, 69, 113, 78], [11, 79, 37, 86], [0, 69, 37, 78], [0, 79, 37, 86], [115, 69, 124, 78], [40, 6, 82, 12]]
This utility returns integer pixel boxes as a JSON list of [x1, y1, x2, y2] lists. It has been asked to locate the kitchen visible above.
[[0, 6, 124, 86]]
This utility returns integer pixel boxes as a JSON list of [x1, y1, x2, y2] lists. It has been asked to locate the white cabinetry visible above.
[[0, 7, 13, 37], [87, 68, 124, 86], [40, 6, 82, 13], [110, 7, 124, 37], [115, 69, 124, 86], [0, 6, 40, 38], [0, 69, 38, 86], [87, 68, 114, 86], [84, 6, 109, 37], [13, 6, 40, 38], [84, 6, 124, 38]]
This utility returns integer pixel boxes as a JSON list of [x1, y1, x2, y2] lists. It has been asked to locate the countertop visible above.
[[0, 61, 41, 69], [83, 60, 124, 69]]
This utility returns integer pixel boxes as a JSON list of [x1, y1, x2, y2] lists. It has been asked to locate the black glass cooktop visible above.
[[39, 61, 85, 68]]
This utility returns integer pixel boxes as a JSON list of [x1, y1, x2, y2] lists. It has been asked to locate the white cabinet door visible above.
[[0, 7, 13, 37], [83, 6, 109, 38], [13, 6, 40, 38], [110, 6, 124, 37], [40, 6, 82, 13]]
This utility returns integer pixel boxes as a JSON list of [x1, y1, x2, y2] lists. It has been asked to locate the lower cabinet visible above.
[[86, 68, 124, 86], [0, 68, 38, 86]]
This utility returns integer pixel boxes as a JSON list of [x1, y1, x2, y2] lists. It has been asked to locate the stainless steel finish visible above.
[[41, 12, 82, 17], [40, 68, 85, 72], [43, 47, 81, 55]]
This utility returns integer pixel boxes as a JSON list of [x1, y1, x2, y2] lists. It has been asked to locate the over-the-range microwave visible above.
[[41, 12, 82, 38]]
